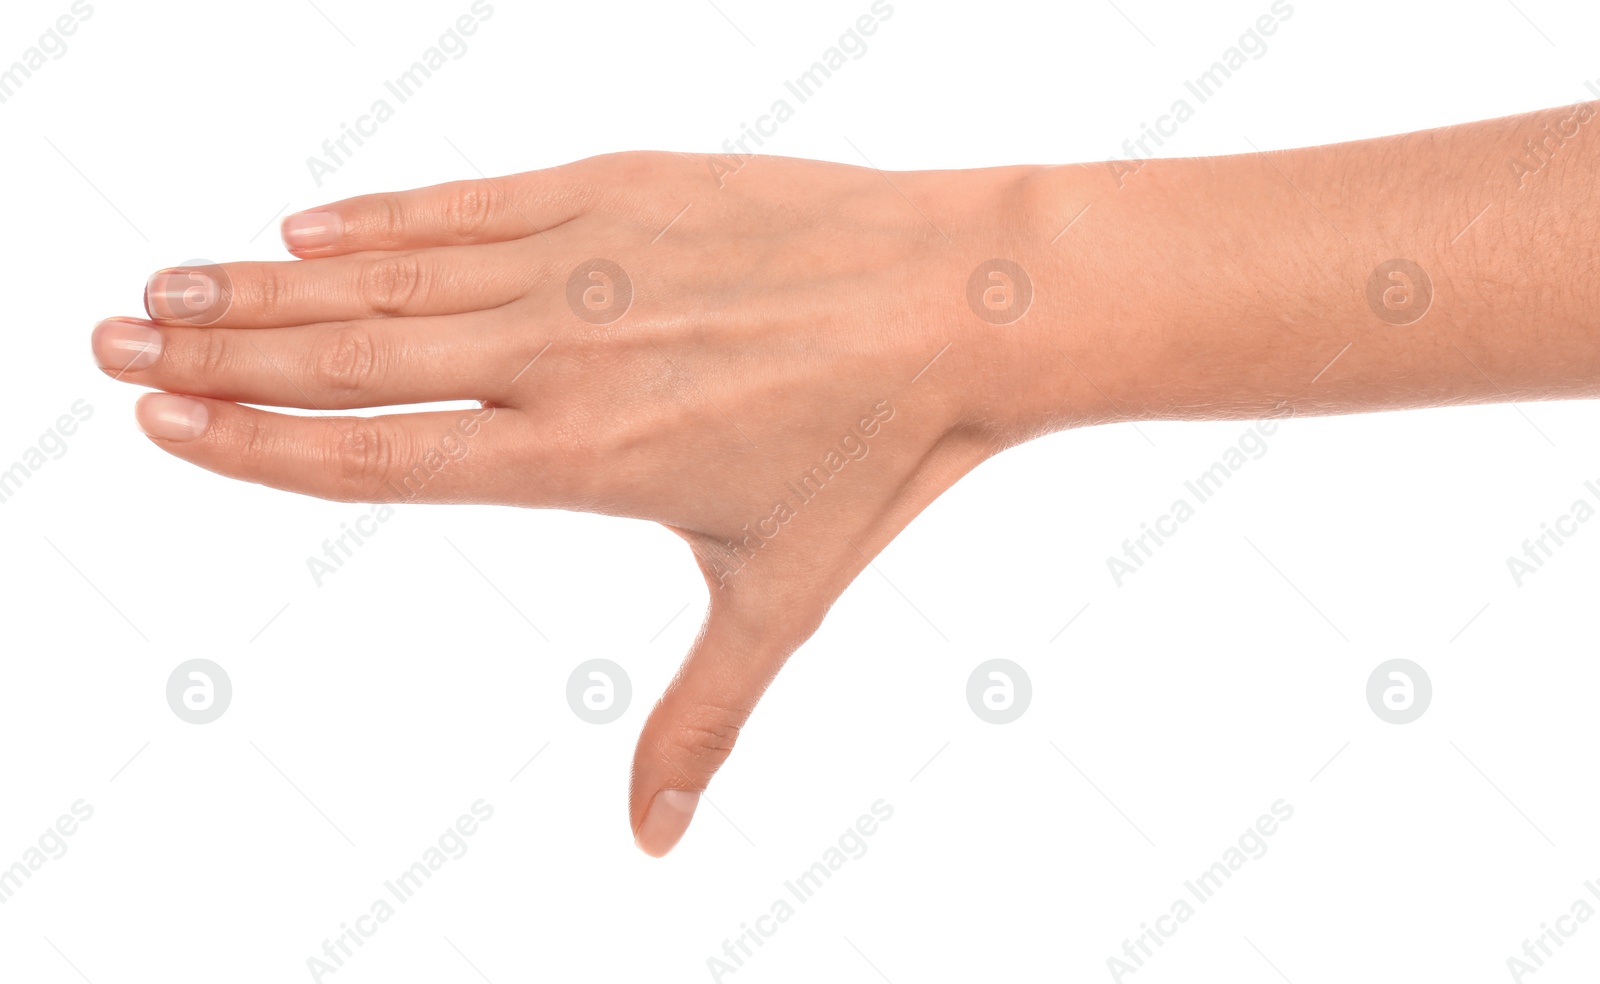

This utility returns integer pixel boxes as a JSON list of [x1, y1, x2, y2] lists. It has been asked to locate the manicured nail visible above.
[[92, 320, 161, 373], [282, 210, 341, 249], [636, 789, 699, 858], [136, 393, 208, 441], [146, 269, 221, 322]]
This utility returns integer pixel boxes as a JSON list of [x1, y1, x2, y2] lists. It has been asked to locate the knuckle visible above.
[[231, 410, 275, 470], [358, 254, 427, 316], [377, 194, 407, 242], [667, 703, 746, 770], [441, 181, 497, 241], [535, 412, 604, 501], [328, 418, 397, 498], [311, 323, 382, 399], [251, 265, 290, 319], [194, 327, 235, 380]]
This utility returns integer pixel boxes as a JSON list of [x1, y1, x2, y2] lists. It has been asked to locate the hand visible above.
[[91, 152, 1044, 856]]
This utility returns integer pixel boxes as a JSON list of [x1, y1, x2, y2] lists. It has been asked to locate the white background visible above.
[[3, 0, 1599, 981]]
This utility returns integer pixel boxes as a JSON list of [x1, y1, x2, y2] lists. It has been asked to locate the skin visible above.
[[92, 101, 1600, 856]]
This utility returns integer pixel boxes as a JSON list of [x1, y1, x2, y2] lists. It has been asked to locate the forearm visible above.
[[1006, 101, 1600, 434]]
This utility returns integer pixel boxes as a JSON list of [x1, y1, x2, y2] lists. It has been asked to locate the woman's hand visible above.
[[91, 152, 1049, 856], [94, 102, 1600, 856]]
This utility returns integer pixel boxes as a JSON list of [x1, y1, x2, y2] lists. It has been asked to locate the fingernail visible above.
[[136, 393, 208, 441], [282, 211, 341, 249], [636, 789, 699, 858], [92, 320, 161, 373], [146, 269, 220, 322]]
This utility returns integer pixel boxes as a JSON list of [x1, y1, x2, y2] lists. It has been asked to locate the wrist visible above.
[[899, 161, 1168, 450], [972, 162, 1160, 444]]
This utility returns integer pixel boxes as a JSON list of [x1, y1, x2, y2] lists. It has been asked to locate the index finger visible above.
[[281, 173, 584, 256]]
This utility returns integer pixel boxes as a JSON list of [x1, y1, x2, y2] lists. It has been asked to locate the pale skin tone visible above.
[[92, 101, 1600, 856]]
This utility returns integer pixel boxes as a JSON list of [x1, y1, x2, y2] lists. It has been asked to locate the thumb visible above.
[[629, 593, 816, 857]]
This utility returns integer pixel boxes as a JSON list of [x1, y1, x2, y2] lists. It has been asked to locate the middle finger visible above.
[[93, 310, 538, 410]]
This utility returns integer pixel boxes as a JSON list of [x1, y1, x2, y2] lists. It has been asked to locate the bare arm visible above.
[[1007, 102, 1600, 433]]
